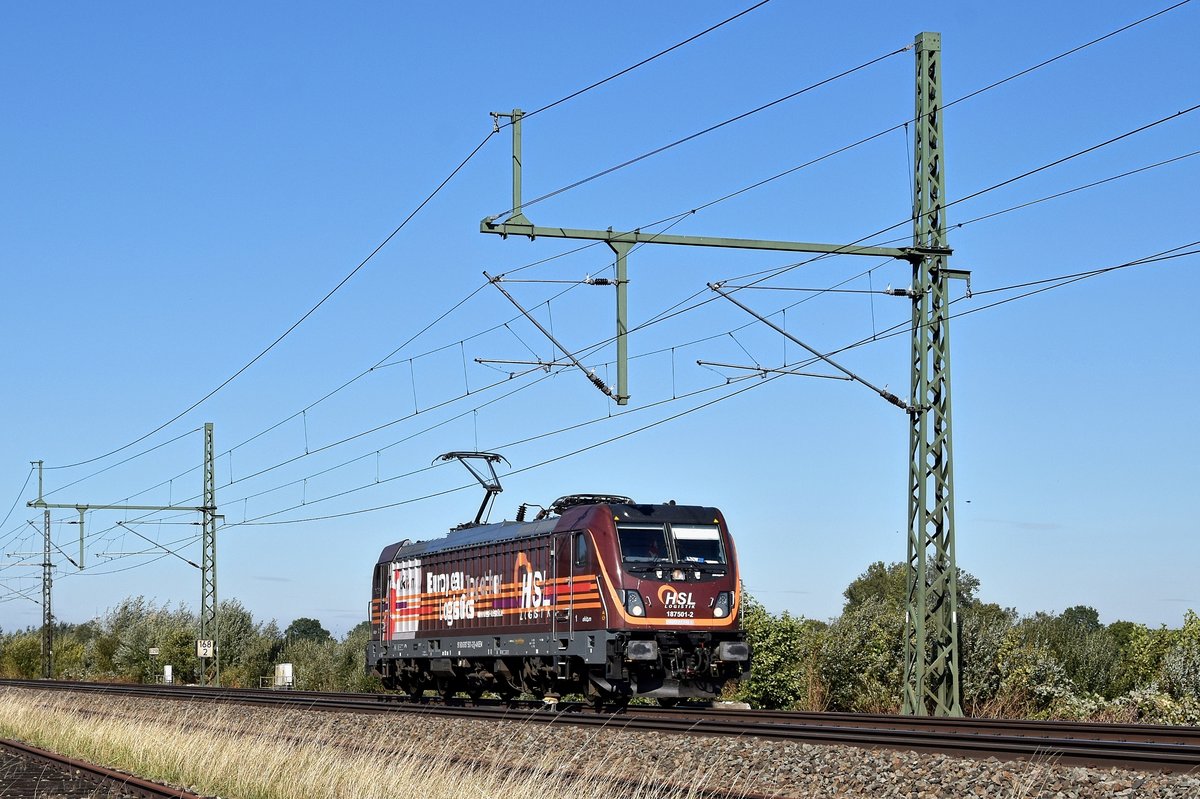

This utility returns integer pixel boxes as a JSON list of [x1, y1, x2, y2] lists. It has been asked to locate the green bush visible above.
[[0, 631, 41, 678], [959, 603, 1016, 712], [727, 593, 823, 709], [1161, 610, 1200, 702], [818, 597, 903, 713]]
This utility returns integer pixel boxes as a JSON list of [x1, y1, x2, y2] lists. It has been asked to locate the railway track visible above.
[[3, 679, 1199, 773], [0, 736, 204, 798]]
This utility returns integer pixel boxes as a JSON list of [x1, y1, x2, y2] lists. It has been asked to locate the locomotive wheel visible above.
[[657, 698, 679, 708], [494, 672, 520, 701], [520, 658, 551, 699], [603, 694, 630, 712], [585, 677, 631, 712], [436, 679, 456, 701]]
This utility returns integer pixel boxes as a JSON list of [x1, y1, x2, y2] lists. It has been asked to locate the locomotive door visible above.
[[388, 558, 422, 640], [551, 531, 575, 638]]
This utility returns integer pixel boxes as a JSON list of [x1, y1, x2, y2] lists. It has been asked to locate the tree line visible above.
[[0, 597, 379, 692], [729, 561, 1200, 723], [2, 564, 1198, 723]]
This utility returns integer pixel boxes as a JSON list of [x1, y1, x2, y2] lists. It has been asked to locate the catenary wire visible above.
[[472, 0, 1193, 335], [15, 6, 1192, 582], [32, 0, 1190, 530], [39, 428, 202, 501], [64, 360, 576, 549], [0, 467, 34, 545], [28, 4, 1190, 547], [752, 242, 1200, 378], [22, 132, 1197, 561], [42, 2, 779, 477], [10, 241, 1197, 593], [608, 1, 1195, 237], [223, 239, 1200, 528], [38, 1, 1183, 505], [516, 0, 774, 123], [707, 143, 1200, 292], [97, 212, 696, 514], [491, 44, 914, 220], [47, 130, 498, 472], [103, 136, 1197, 532], [714, 102, 1200, 297], [229, 374, 766, 526], [11, 255, 1197, 597], [941, 0, 1192, 114]]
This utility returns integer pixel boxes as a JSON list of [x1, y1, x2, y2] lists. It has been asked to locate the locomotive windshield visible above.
[[672, 524, 726, 565], [617, 524, 670, 562], [617, 522, 727, 565]]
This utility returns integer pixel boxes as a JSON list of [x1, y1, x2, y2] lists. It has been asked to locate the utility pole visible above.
[[41, 508, 52, 679], [480, 34, 966, 715], [29, 424, 221, 686]]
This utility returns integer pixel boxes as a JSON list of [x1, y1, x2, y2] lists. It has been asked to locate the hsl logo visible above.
[[657, 584, 696, 608]]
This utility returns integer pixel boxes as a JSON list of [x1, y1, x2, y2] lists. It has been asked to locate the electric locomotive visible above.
[[366, 492, 749, 704]]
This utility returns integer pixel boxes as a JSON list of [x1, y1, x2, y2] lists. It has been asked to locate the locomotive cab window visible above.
[[617, 524, 670, 562], [573, 532, 590, 567], [373, 563, 387, 597], [671, 524, 726, 565]]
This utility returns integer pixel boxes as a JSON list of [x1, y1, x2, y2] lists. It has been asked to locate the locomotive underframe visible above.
[[366, 628, 748, 701]]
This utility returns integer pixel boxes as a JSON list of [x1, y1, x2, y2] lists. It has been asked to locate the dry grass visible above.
[[0, 690, 723, 799]]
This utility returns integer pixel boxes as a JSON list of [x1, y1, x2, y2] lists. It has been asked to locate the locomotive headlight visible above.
[[624, 590, 647, 617], [713, 591, 732, 618]]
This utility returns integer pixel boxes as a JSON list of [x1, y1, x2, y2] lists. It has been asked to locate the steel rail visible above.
[[0, 736, 206, 799], [634, 706, 1200, 746], [4, 680, 1199, 773]]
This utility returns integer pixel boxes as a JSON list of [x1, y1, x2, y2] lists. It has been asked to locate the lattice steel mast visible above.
[[41, 508, 52, 678], [200, 421, 219, 686], [903, 31, 963, 716]]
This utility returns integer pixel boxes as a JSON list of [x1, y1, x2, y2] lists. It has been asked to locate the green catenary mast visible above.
[[480, 33, 966, 715], [903, 31, 963, 716]]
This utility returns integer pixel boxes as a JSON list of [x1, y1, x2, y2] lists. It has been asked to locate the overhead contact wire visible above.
[[99, 132, 1200, 534], [495, 44, 913, 219], [49, 130, 499, 472], [627, 0, 1195, 234], [516, 0, 775, 123], [45, 1, 780, 476], [36, 2, 1194, 547]]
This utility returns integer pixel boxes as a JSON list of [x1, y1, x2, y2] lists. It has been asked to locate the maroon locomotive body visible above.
[[365, 494, 749, 703]]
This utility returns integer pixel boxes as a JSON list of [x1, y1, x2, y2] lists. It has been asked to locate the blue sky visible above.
[[2, 1, 1197, 638]]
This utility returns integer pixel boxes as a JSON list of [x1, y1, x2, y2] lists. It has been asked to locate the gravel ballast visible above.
[[4, 687, 1199, 798]]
